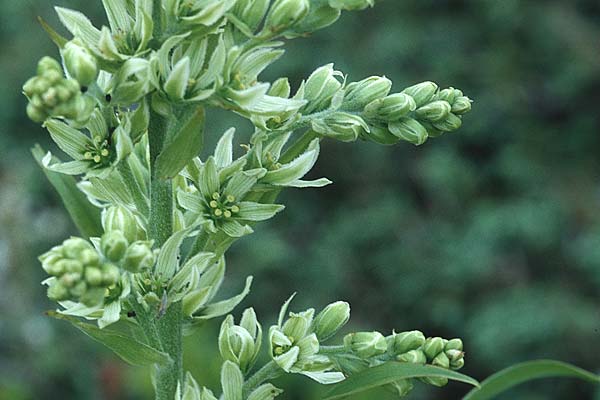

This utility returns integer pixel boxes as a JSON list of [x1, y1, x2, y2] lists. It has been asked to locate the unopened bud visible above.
[[122, 241, 155, 272], [234, 0, 271, 31], [365, 124, 400, 145], [303, 64, 342, 113], [344, 331, 387, 358], [312, 112, 368, 142], [80, 287, 106, 307], [62, 237, 93, 259], [445, 338, 463, 352], [85, 267, 104, 286], [264, 0, 310, 32], [432, 113, 462, 132], [388, 118, 428, 145], [436, 87, 462, 104], [63, 40, 98, 87], [101, 231, 129, 262], [101, 263, 120, 285], [282, 309, 314, 341], [37, 56, 62, 76], [402, 81, 438, 107], [47, 281, 70, 301], [432, 352, 450, 369], [390, 330, 426, 354], [102, 206, 141, 243], [363, 93, 416, 121], [312, 301, 350, 341], [415, 100, 451, 122], [343, 76, 392, 111], [396, 349, 427, 364], [422, 337, 445, 361], [451, 96, 472, 115]]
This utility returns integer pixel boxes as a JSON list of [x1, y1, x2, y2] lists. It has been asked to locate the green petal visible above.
[[177, 190, 203, 213], [236, 202, 285, 221], [45, 119, 92, 160], [220, 219, 253, 238], [199, 157, 220, 198]]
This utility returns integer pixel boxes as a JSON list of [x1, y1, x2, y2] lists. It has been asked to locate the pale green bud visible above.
[[365, 124, 400, 145], [80, 287, 106, 307], [363, 93, 416, 121], [450, 357, 465, 370], [436, 87, 462, 104], [432, 113, 462, 132], [282, 309, 314, 341], [37, 56, 62, 76], [101, 231, 129, 262], [61, 259, 84, 274], [62, 237, 93, 259], [446, 349, 464, 365], [344, 331, 387, 358], [122, 241, 155, 272], [47, 281, 70, 301], [84, 267, 104, 286], [26, 103, 48, 122], [422, 337, 445, 361], [40, 252, 64, 276], [60, 272, 82, 288], [396, 349, 427, 364], [264, 0, 310, 32], [343, 76, 392, 111], [269, 77, 291, 98], [233, 0, 271, 31], [329, 0, 374, 11], [312, 112, 368, 142], [63, 40, 98, 87], [292, 5, 340, 34], [219, 312, 262, 373], [312, 301, 350, 341], [390, 330, 426, 354], [102, 206, 142, 243], [451, 96, 472, 115], [388, 118, 428, 145], [415, 100, 452, 122], [432, 352, 450, 369], [303, 64, 342, 113], [101, 263, 120, 286], [402, 81, 438, 107], [445, 338, 463, 352], [69, 280, 87, 297]]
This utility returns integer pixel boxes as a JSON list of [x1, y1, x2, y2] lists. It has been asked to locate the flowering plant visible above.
[[25, 1, 598, 399]]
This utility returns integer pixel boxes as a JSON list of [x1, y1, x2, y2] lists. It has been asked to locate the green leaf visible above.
[[221, 360, 244, 400], [463, 360, 600, 400], [32, 145, 103, 238], [48, 311, 171, 366], [195, 276, 253, 320], [155, 106, 205, 179], [323, 362, 479, 400]]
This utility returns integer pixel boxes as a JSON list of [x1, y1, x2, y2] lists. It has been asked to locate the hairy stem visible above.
[[242, 361, 284, 397], [147, 105, 181, 400]]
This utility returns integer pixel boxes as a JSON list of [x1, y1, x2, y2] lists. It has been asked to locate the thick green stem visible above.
[[147, 106, 181, 400], [242, 361, 284, 397]]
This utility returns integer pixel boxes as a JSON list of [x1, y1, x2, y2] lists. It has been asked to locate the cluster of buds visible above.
[[268, 298, 349, 382], [362, 81, 473, 145], [23, 57, 93, 123], [101, 230, 155, 273], [39, 237, 119, 307]]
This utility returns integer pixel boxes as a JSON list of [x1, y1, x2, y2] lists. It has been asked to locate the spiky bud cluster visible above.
[[22, 57, 93, 123], [100, 230, 155, 273], [40, 237, 119, 306]]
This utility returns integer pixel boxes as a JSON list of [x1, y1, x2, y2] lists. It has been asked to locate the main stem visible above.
[[148, 106, 182, 400]]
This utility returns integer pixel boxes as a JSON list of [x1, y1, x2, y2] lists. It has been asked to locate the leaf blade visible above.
[[463, 360, 600, 400]]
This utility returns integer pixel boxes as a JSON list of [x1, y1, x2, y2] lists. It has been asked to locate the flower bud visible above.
[[101, 231, 129, 262], [264, 0, 310, 32], [63, 40, 98, 87], [47, 281, 70, 301], [396, 349, 427, 364], [101, 263, 121, 286], [432, 113, 462, 132], [61, 237, 92, 259], [343, 76, 392, 111], [122, 241, 155, 272], [311, 112, 368, 142], [451, 96, 472, 115], [69, 280, 87, 297], [436, 87, 462, 104], [303, 64, 342, 113], [80, 287, 106, 307], [390, 330, 426, 354], [102, 205, 142, 243], [450, 357, 465, 370], [365, 124, 400, 145], [402, 81, 438, 107], [388, 118, 428, 145], [292, 5, 340, 34], [233, 0, 271, 31], [329, 0, 374, 11], [312, 301, 350, 341], [219, 313, 262, 373], [415, 100, 451, 122], [268, 77, 291, 98], [282, 309, 314, 341], [445, 338, 463, 352], [363, 93, 416, 121], [344, 331, 387, 358], [422, 337, 445, 361], [37, 56, 62, 76], [432, 352, 450, 369], [85, 267, 104, 286]]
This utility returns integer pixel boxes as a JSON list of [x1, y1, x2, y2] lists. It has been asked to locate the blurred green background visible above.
[[1, 0, 599, 399]]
